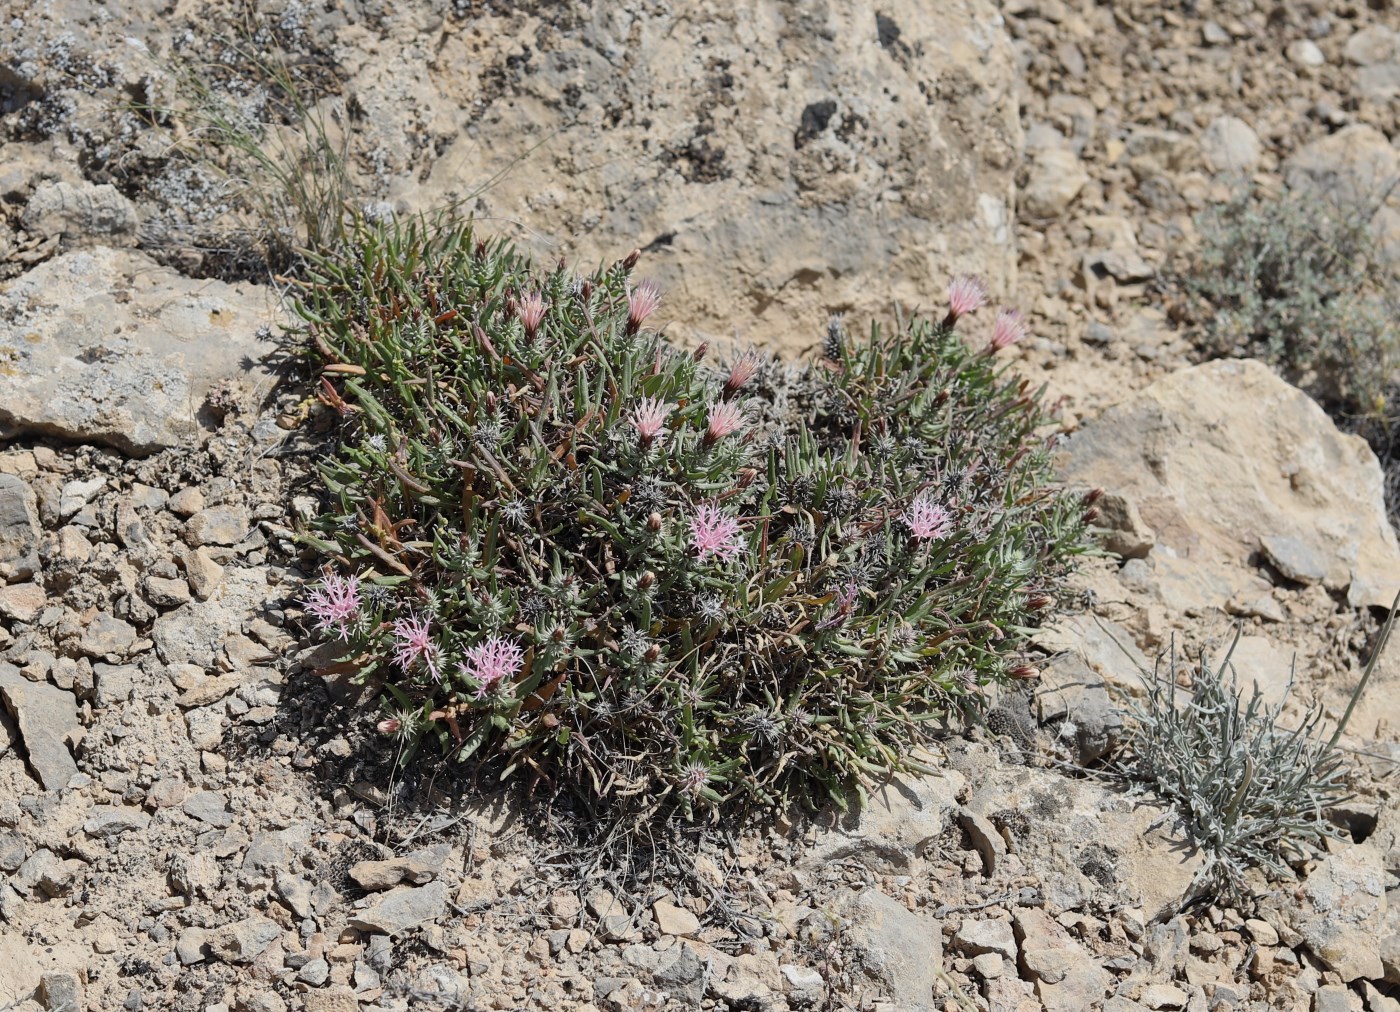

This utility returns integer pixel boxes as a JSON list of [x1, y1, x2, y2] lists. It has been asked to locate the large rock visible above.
[[1058, 359, 1400, 612], [0, 247, 278, 455], [400, 0, 1022, 354]]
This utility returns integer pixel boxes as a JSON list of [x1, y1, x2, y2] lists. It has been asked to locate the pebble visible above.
[[652, 899, 700, 938], [1287, 39, 1325, 67]]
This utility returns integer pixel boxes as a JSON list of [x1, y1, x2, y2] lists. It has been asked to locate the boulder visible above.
[[0, 247, 278, 455], [401, 0, 1023, 355], [1058, 359, 1400, 612]]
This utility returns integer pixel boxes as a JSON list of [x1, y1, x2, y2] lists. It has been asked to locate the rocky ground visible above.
[[3, 1, 1400, 1010]]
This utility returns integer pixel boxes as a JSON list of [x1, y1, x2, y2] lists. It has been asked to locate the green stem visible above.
[[1329, 588, 1400, 750]]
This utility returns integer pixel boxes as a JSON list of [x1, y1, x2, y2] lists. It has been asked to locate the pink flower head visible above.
[[517, 291, 547, 339], [460, 634, 525, 699], [305, 571, 361, 641], [690, 503, 744, 563], [816, 580, 861, 631], [392, 612, 441, 682], [626, 281, 662, 333], [987, 308, 1027, 353], [903, 495, 953, 541], [723, 352, 761, 396], [631, 396, 671, 447], [946, 275, 988, 323], [703, 399, 746, 446], [679, 761, 709, 797]]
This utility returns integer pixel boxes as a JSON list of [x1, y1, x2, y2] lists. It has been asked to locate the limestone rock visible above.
[[82, 805, 151, 838], [836, 888, 941, 1009], [1024, 148, 1089, 219], [21, 180, 137, 244], [1292, 845, 1388, 982], [349, 844, 450, 890], [0, 475, 40, 582], [404, 0, 1023, 356], [652, 900, 700, 938], [348, 881, 450, 936], [1200, 115, 1261, 173], [0, 663, 79, 790], [807, 769, 964, 870], [1057, 360, 1400, 612], [0, 247, 278, 455], [1284, 125, 1399, 225], [1014, 907, 1111, 1012]]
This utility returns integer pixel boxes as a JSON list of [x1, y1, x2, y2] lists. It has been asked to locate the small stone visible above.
[[348, 881, 450, 936], [971, 952, 1004, 979], [93, 663, 140, 707], [79, 614, 137, 658], [1288, 39, 1326, 67], [653, 900, 700, 937], [1313, 986, 1352, 1012], [1260, 534, 1328, 585], [182, 548, 224, 601], [0, 665, 80, 790], [781, 963, 824, 996], [145, 576, 191, 608], [1200, 116, 1262, 173], [182, 790, 233, 827], [59, 477, 105, 519], [297, 957, 331, 986], [0, 831, 26, 872], [185, 703, 226, 751], [145, 777, 187, 809], [275, 871, 315, 920], [185, 506, 249, 547], [176, 927, 210, 965], [1202, 21, 1231, 45], [958, 808, 1006, 876], [57, 526, 92, 564], [239, 992, 287, 1012], [301, 986, 360, 1012], [1141, 983, 1189, 1009], [1244, 918, 1280, 946], [953, 918, 1018, 961], [0, 583, 46, 623], [208, 915, 282, 964], [0, 475, 41, 581], [1023, 148, 1089, 219], [167, 488, 205, 517], [83, 805, 151, 838], [15, 849, 78, 897], [349, 844, 449, 890], [39, 971, 82, 1012], [170, 852, 222, 898]]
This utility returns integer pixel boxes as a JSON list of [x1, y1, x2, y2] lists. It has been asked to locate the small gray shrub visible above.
[[1121, 632, 1348, 905]]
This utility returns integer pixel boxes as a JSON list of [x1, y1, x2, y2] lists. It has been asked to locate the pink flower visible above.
[[678, 761, 710, 797], [816, 580, 861, 631], [392, 613, 441, 682], [903, 496, 953, 541], [305, 571, 361, 641], [626, 281, 662, 333], [945, 275, 988, 323], [517, 291, 547, 339], [703, 400, 745, 446], [987, 308, 1027, 353], [723, 352, 760, 396], [690, 503, 744, 563], [631, 396, 671, 447], [460, 634, 525, 699]]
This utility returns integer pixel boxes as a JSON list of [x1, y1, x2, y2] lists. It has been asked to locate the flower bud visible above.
[[638, 570, 656, 589], [647, 512, 662, 532], [1082, 487, 1104, 507], [1083, 506, 1101, 524], [1008, 664, 1041, 680], [693, 342, 709, 362], [622, 248, 641, 271], [376, 718, 402, 735]]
